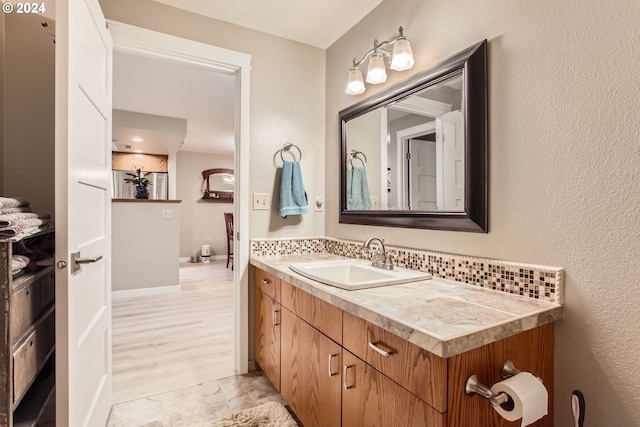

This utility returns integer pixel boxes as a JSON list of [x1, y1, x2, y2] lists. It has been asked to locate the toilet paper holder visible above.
[[465, 360, 528, 408]]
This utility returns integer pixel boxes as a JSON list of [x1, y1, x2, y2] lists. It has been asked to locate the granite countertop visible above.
[[250, 253, 563, 358]]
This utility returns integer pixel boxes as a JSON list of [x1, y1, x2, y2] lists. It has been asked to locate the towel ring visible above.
[[280, 143, 302, 162], [349, 150, 367, 168]]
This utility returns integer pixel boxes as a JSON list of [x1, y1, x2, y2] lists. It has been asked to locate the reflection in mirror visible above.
[[339, 40, 486, 232], [346, 73, 464, 212]]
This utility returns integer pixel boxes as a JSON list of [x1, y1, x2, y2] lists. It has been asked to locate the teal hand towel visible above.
[[280, 161, 308, 218], [346, 167, 371, 210]]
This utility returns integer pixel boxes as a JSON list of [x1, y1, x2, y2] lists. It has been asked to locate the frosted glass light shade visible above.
[[366, 53, 387, 84], [345, 67, 365, 95], [390, 38, 415, 71]]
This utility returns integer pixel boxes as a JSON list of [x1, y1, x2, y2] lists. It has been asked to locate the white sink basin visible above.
[[288, 259, 431, 290]]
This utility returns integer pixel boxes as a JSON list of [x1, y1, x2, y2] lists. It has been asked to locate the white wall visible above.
[[99, 0, 326, 239], [2, 13, 55, 214], [176, 151, 234, 258], [326, 1, 640, 426], [112, 201, 180, 292]]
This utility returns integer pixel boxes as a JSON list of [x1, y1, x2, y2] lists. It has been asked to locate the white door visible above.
[[408, 138, 437, 210], [436, 110, 464, 210], [55, 0, 113, 425]]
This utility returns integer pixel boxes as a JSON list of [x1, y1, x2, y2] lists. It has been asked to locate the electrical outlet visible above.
[[162, 209, 173, 219], [314, 196, 324, 212], [253, 193, 270, 210], [370, 196, 379, 209]]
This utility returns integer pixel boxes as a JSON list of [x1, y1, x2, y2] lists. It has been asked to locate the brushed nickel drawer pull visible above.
[[328, 353, 338, 377], [368, 341, 392, 357], [343, 364, 354, 390], [261, 278, 272, 286], [272, 309, 280, 326]]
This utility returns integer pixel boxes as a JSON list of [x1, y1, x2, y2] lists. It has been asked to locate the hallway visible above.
[[107, 260, 286, 426], [111, 261, 236, 405]]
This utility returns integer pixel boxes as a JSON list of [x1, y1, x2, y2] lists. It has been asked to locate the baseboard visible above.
[[180, 254, 227, 263], [112, 285, 180, 300]]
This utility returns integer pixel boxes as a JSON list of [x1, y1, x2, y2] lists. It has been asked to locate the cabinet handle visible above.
[[343, 365, 354, 390], [272, 309, 280, 326], [328, 353, 338, 377], [368, 341, 392, 357], [261, 278, 272, 286]]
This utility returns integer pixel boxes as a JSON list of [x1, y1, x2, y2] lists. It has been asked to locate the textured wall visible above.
[[326, 1, 640, 425], [99, 0, 326, 239], [176, 151, 234, 258]]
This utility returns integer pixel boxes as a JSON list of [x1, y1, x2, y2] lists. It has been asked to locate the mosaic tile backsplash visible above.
[[250, 237, 563, 304]]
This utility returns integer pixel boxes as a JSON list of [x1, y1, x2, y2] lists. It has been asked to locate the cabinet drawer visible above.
[[11, 269, 55, 340], [281, 280, 342, 344], [256, 269, 281, 302], [342, 350, 446, 427], [343, 311, 448, 412], [13, 309, 55, 404]]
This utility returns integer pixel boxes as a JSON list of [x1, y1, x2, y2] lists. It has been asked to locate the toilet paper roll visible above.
[[490, 372, 548, 427]]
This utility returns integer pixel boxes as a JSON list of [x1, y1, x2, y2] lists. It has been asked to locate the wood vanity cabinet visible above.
[[253, 268, 554, 427], [280, 280, 343, 427], [254, 270, 281, 391], [342, 350, 446, 427]]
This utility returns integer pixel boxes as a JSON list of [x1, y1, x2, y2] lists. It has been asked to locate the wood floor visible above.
[[111, 260, 236, 405]]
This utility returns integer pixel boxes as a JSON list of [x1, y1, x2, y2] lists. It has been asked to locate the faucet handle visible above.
[[383, 254, 394, 270]]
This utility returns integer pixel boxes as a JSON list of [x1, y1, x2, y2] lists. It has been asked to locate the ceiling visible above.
[[151, 0, 384, 49], [113, 1, 383, 156], [112, 51, 236, 155]]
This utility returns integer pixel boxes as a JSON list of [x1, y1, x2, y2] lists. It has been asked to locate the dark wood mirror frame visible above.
[[202, 168, 234, 202], [339, 40, 487, 232]]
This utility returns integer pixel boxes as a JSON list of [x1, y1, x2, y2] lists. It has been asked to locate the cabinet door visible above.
[[255, 287, 281, 391], [342, 350, 446, 427], [281, 309, 341, 427]]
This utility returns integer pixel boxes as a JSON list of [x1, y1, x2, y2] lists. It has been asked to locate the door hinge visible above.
[[406, 153, 412, 160]]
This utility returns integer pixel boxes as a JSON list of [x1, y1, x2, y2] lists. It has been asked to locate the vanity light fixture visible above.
[[345, 26, 415, 95]]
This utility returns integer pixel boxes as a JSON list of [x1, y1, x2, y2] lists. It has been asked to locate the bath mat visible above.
[[211, 401, 298, 427]]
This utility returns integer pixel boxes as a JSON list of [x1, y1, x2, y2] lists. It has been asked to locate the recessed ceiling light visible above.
[[131, 137, 144, 142]]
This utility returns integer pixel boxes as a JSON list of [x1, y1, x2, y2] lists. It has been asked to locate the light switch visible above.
[[253, 193, 270, 210]]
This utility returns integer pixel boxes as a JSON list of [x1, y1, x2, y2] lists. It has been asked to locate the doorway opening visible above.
[[108, 21, 251, 403]]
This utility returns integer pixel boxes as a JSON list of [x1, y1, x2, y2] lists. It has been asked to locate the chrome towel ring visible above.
[[279, 143, 302, 162]]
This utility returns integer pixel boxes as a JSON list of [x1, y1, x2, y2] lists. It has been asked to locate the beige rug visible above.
[[212, 401, 299, 427]]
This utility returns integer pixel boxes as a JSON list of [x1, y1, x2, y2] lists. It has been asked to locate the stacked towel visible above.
[[12, 255, 30, 277], [346, 167, 371, 210], [279, 161, 308, 218], [0, 197, 30, 209], [0, 197, 51, 241], [0, 212, 50, 227]]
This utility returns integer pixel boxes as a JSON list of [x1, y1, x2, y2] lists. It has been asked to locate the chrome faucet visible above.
[[362, 237, 394, 270]]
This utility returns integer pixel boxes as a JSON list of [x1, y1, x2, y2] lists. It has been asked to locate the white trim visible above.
[[108, 21, 251, 375], [179, 255, 227, 263], [112, 285, 180, 300], [395, 122, 437, 209]]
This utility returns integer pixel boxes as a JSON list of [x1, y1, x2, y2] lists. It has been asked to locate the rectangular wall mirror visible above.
[[339, 40, 487, 232]]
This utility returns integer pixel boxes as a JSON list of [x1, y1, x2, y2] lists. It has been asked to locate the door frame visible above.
[[395, 121, 435, 209], [107, 21, 252, 374]]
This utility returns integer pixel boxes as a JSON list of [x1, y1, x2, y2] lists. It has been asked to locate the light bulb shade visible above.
[[366, 53, 387, 84], [390, 37, 415, 71], [345, 67, 365, 95]]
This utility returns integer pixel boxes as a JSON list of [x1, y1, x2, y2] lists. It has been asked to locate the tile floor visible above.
[[107, 370, 287, 426]]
